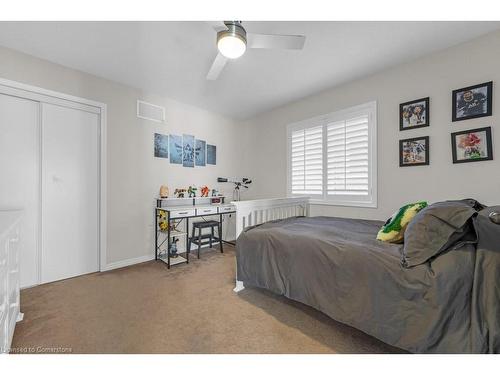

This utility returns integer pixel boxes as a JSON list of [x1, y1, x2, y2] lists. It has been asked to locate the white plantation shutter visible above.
[[287, 102, 377, 207], [327, 115, 369, 196], [290, 125, 323, 196]]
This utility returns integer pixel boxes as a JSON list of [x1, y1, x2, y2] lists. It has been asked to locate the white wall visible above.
[[0, 46, 241, 267], [240, 30, 500, 221]]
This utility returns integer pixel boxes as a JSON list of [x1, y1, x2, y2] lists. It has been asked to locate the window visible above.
[[287, 102, 377, 207], [289, 125, 323, 196]]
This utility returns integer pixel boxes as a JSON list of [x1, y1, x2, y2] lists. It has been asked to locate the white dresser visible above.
[[0, 209, 23, 354]]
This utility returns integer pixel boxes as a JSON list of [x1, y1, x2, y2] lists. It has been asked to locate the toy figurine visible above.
[[159, 185, 169, 198], [200, 186, 209, 197], [188, 186, 197, 198], [169, 237, 179, 258], [174, 188, 186, 198], [211, 189, 218, 197]]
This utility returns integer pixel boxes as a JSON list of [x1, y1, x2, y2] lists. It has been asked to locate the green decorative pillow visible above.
[[377, 201, 428, 243]]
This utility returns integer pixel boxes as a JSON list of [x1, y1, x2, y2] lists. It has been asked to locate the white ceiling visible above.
[[0, 21, 499, 120]]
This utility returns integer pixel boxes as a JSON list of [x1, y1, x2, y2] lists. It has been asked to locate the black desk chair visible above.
[[188, 220, 223, 259]]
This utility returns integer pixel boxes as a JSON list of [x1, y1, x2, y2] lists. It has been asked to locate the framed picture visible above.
[[452, 81, 492, 122], [451, 127, 493, 164], [195, 139, 206, 166], [169, 134, 182, 164], [399, 136, 429, 167], [154, 133, 169, 159], [182, 134, 195, 168], [207, 144, 216, 165], [400, 97, 429, 131]]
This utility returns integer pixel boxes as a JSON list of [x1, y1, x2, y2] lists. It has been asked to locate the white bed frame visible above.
[[232, 197, 310, 292]]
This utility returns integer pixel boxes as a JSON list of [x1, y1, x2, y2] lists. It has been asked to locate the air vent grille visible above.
[[137, 100, 165, 123]]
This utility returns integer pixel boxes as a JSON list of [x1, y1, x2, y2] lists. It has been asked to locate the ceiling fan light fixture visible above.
[[217, 21, 247, 59]]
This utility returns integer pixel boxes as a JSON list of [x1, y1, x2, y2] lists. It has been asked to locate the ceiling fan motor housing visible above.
[[217, 21, 247, 47]]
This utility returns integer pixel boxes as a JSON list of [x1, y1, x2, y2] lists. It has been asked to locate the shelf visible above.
[[158, 255, 187, 266], [157, 229, 187, 236], [156, 196, 225, 201]]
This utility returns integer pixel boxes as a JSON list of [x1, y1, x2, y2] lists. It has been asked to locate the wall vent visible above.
[[137, 100, 165, 123]]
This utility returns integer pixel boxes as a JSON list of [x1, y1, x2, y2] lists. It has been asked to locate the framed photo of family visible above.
[[451, 127, 493, 164], [399, 136, 429, 167], [452, 81, 492, 122], [400, 97, 429, 131]]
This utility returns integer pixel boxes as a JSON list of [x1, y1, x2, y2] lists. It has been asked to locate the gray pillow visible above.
[[447, 198, 487, 211], [402, 201, 478, 268]]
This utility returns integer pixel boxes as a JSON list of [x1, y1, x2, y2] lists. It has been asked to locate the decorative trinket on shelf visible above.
[[158, 210, 169, 231], [159, 185, 169, 198], [174, 188, 186, 198], [200, 186, 209, 197], [188, 186, 197, 198], [211, 189, 218, 197], [169, 237, 179, 258]]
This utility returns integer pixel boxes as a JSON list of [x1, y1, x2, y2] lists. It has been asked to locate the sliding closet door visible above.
[[0, 94, 40, 288], [41, 103, 99, 283]]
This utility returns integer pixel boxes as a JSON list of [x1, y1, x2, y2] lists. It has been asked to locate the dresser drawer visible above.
[[0, 272, 7, 317], [8, 269, 19, 305], [196, 206, 218, 215], [8, 236, 19, 270], [169, 208, 196, 219], [219, 205, 235, 213], [0, 306, 7, 350], [0, 298, 6, 324], [0, 240, 7, 264]]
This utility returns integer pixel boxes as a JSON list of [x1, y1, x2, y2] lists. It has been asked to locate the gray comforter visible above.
[[236, 212, 500, 353]]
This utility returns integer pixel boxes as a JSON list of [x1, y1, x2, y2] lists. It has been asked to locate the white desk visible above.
[[154, 197, 235, 268]]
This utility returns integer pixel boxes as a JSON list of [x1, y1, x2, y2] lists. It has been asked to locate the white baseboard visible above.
[[101, 236, 235, 273], [102, 254, 155, 272]]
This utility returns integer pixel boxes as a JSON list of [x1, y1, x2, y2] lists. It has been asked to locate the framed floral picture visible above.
[[400, 97, 429, 131], [451, 127, 493, 163], [399, 136, 429, 167]]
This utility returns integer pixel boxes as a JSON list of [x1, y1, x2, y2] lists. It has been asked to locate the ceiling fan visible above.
[[206, 21, 306, 80]]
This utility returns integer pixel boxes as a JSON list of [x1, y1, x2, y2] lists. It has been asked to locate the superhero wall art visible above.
[[452, 81, 492, 121]]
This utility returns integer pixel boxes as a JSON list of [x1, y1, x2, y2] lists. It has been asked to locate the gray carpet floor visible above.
[[12, 246, 404, 353]]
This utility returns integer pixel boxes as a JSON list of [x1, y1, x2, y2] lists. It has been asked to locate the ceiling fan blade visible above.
[[206, 21, 227, 32], [206, 53, 228, 80], [247, 33, 306, 50]]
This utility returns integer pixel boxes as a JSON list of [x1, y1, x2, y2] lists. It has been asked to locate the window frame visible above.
[[286, 101, 377, 208]]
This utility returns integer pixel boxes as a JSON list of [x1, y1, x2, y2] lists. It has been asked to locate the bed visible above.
[[232, 198, 500, 353]]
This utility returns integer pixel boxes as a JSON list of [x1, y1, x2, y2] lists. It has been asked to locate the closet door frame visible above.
[[0, 78, 107, 280]]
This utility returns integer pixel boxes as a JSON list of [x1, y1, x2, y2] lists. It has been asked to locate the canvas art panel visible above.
[[399, 136, 429, 167], [182, 134, 195, 168], [154, 133, 169, 158], [195, 139, 206, 166], [452, 81, 492, 122], [400, 97, 429, 131], [451, 127, 493, 163], [207, 144, 216, 165], [169, 134, 183, 164]]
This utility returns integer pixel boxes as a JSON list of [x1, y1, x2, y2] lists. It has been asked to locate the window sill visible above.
[[308, 199, 378, 209]]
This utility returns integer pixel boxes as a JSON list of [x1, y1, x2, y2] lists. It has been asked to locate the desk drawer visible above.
[[169, 209, 196, 218], [196, 207, 218, 215], [219, 205, 235, 213]]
